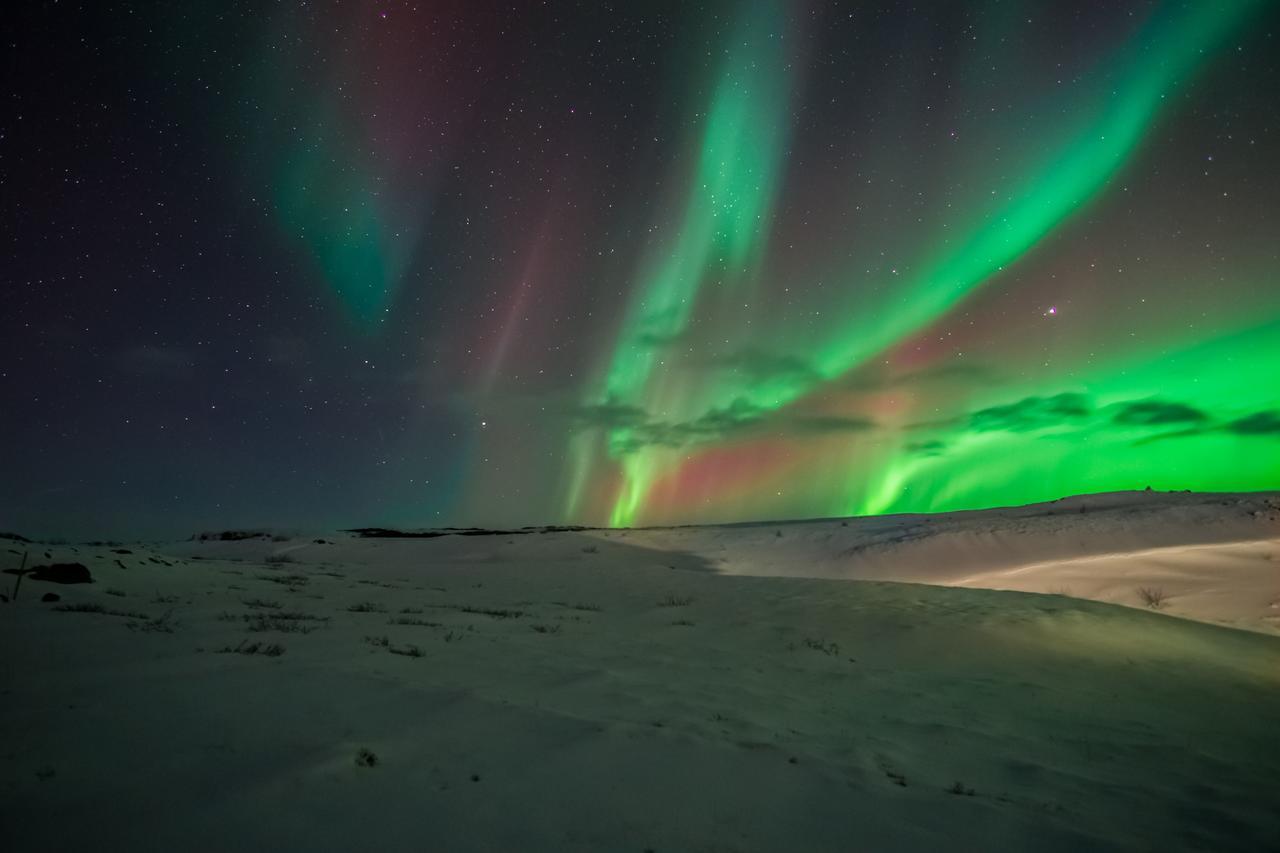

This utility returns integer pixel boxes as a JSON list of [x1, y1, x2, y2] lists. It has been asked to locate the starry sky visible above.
[[4, 1, 1279, 539]]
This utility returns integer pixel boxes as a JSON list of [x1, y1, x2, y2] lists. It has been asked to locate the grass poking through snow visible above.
[[348, 602, 387, 613], [1137, 586, 1168, 609], [217, 640, 285, 657]]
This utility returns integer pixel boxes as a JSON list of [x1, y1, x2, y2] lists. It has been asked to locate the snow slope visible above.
[[0, 492, 1277, 851], [615, 490, 1280, 633]]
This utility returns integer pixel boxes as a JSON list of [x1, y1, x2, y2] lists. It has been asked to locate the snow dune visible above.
[[616, 490, 1280, 634]]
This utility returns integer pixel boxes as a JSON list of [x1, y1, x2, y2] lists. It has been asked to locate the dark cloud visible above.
[[1130, 426, 1208, 445], [576, 397, 874, 453], [1112, 400, 1208, 427], [1226, 411, 1280, 435], [1126, 405, 1280, 445], [689, 398, 766, 432], [970, 393, 1092, 433], [907, 392, 1240, 447], [629, 399, 767, 449], [574, 398, 763, 453], [630, 306, 686, 349], [789, 414, 875, 434], [571, 401, 650, 430], [902, 414, 965, 432], [634, 329, 688, 349], [715, 348, 820, 383], [905, 439, 948, 457]]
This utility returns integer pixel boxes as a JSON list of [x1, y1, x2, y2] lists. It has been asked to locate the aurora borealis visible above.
[[4, 1, 1280, 537]]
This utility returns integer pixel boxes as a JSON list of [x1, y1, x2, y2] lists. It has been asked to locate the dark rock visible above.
[[193, 530, 271, 542], [41, 592, 61, 602], [347, 527, 449, 539], [28, 563, 94, 584]]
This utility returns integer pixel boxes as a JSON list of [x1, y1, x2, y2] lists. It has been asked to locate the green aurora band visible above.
[[572, 0, 1278, 526], [568, 0, 792, 523], [244, 8, 435, 331], [850, 317, 1280, 518]]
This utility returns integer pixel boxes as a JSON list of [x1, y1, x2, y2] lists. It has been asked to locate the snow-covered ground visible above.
[[2, 491, 1277, 851]]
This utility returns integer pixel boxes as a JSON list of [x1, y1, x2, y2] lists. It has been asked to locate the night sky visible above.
[[4, 1, 1279, 539]]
